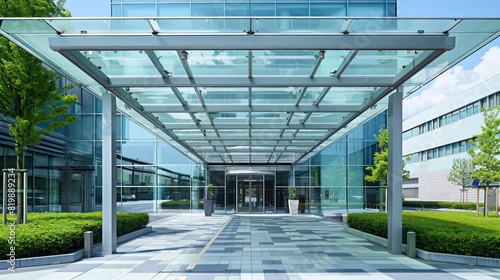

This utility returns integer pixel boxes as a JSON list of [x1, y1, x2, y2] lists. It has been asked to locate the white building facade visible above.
[[402, 74, 500, 202]]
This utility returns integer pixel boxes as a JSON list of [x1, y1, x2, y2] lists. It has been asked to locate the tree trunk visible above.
[[16, 151, 25, 224], [496, 187, 498, 218], [476, 187, 479, 217], [484, 186, 489, 217]]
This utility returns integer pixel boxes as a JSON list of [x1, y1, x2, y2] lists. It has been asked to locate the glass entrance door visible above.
[[58, 170, 87, 212], [237, 175, 264, 213]]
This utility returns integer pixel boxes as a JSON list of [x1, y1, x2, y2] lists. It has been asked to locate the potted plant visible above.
[[203, 184, 214, 216], [288, 185, 299, 215]]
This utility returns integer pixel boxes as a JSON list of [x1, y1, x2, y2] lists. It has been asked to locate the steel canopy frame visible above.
[[49, 35, 455, 51], [49, 33, 455, 165], [6, 17, 500, 259]]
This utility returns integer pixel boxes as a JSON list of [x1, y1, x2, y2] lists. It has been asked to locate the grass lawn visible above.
[[347, 211, 500, 258]]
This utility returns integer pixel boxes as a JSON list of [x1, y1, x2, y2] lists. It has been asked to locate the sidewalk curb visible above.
[[344, 226, 500, 268], [0, 226, 152, 270]]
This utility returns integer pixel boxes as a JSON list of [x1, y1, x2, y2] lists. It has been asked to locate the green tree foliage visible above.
[[0, 0, 76, 223], [468, 106, 500, 184], [365, 128, 410, 185], [0, 0, 70, 17], [447, 158, 473, 202], [467, 106, 500, 216]]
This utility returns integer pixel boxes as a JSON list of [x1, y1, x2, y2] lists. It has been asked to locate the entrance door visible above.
[[59, 170, 87, 212], [237, 175, 264, 213]]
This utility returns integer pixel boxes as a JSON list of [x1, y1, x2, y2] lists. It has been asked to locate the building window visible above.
[[481, 97, 489, 109], [451, 111, 459, 122], [402, 187, 419, 198], [459, 107, 466, 119], [433, 119, 439, 130], [466, 104, 473, 117], [445, 113, 452, 125], [460, 141, 466, 153], [466, 140, 473, 151], [473, 101, 480, 114], [439, 146, 445, 157], [446, 144, 452, 156]]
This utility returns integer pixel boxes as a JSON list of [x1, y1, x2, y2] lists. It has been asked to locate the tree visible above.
[[365, 128, 410, 211], [467, 105, 500, 216], [0, 0, 76, 223], [447, 158, 474, 202], [365, 128, 410, 184]]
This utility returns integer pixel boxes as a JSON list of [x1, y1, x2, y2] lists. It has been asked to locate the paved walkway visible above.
[[2, 214, 500, 280]]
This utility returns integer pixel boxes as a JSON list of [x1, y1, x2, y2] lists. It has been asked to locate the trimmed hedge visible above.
[[347, 212, 500, 258], [0, 212, 149, 260], [161, 200, 203, 209], [403, 200, 483, 210]]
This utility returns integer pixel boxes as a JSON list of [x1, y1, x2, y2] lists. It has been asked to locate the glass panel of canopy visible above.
[[0, 17, 498, 164]]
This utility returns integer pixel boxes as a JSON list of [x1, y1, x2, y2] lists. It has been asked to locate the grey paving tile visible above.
[[6, 214, 500, 279]]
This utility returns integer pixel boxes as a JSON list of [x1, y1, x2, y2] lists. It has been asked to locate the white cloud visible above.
[[403, 45, 500, 119]]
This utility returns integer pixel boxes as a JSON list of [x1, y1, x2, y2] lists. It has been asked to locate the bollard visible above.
[[406, 231, 416, 258], [84, 231, 93, 258]]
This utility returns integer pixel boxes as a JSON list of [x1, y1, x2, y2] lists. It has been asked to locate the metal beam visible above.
[[195, 148, 308, 153], [56, 51, 207, 165], [388, 88, 403, 254], [185, 140, 317, 146], [293, 47, 454, 164], [177, 135, 322, 141], [144, 104, 360, 113], [102, 91, 117, 255], [145, 50, 169, 78], [50, 35, 456, 51], [393, 49, 450, 85], [59, 51, 110, 88], [295, 87, 308, 106], [165, 123, 339, 130], [335, 50, 358, 77], [313, 87, 332, 106], [59, 51, 144, 111], [109, 76, 395, 88], [310, 50, 325, 78], [248, 51, 253, 78]]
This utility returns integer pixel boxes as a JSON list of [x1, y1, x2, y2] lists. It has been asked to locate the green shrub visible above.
[[0, 212, 149, 260], [403, 200, 483, 210], [347, 211, 500, 258], [161, 200, 203, 209]]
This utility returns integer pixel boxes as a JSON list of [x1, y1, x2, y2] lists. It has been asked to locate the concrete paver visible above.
[[2, 213, 500, 279]]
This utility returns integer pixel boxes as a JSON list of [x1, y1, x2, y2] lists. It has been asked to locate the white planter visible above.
[[288, 200, 299, 215]]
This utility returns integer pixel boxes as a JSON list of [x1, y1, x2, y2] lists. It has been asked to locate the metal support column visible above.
[[102, 91, 117, 255], [388, 88, 403, 254]]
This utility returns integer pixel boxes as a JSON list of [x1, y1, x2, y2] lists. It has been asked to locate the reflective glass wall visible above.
[[305, 111, 387, 214], [0, 83, 387, 215], [111, 0, 397, 17], [0, 76, 207, 215]]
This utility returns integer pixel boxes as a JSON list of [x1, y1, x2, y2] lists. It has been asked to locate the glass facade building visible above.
[[111, 0, 397, 18], [1, 8, 498, 217], [0, 1, 402, 214]]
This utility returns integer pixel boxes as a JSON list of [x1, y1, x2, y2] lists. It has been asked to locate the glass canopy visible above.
[[0, 17, 499, 164]]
